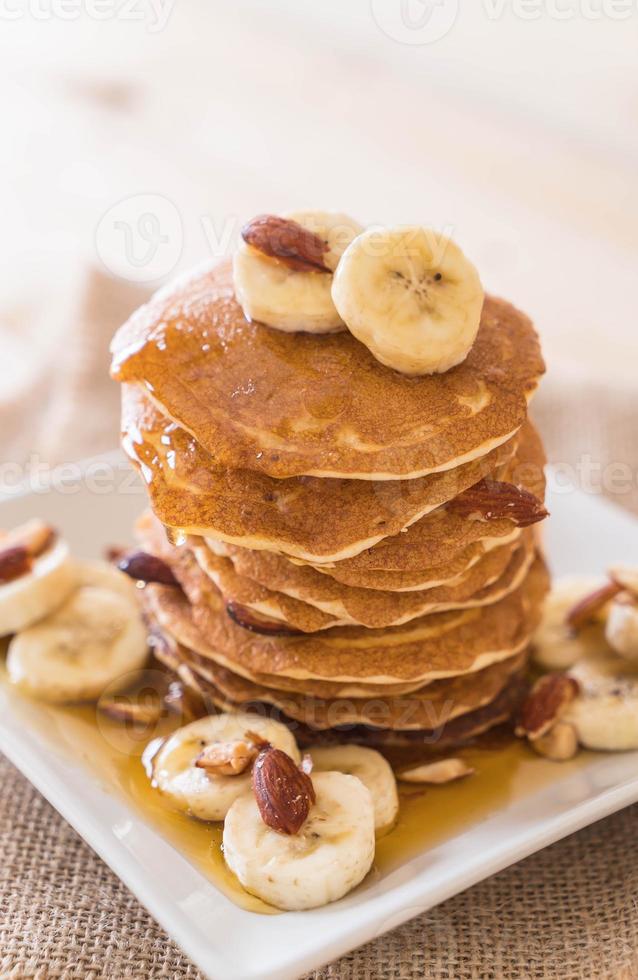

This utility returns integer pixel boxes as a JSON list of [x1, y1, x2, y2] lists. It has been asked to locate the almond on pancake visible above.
[[111, 260, 544, 480]]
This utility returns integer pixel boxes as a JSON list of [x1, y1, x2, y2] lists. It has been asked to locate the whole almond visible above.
[[242, 215, 330, 273], [448, 479, 548, 527], [252, 746, 316, 835], [226, 601, 302, 636], [566, 580, 621, 631], [117, 550, 178, 587], [515, 673, 580, 740], [0, 545, 32, 584]]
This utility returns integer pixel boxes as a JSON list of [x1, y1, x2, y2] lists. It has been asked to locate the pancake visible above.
[[190, 532, 535, 631], [141, 544, 549, 684], [296, 677, 528, 750], [152, 630, 527, 749], [110, 260, 545, 480], [121, 384, 518, 563], [151, 626, 527, 730], [146, 613, 497, 700], [300, 420, 546, 590]]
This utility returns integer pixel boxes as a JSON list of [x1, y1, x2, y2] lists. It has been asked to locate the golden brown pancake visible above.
[[110, 260, 544, 480], [152, 629, 527, 748], [300, 420, 546, 589], [121, 384, 518, 563], [190, 532, 535, 631], [298, 677, 528, 749], [147, 615, 484, 700], [141, 542, 549, 684], [151, 625, 527, 730]]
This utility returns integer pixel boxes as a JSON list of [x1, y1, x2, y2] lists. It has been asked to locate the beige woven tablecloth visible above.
[[1, 271, 637, 980]]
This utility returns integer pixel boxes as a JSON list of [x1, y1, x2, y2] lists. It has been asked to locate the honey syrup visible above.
[[1, 669, 587, 914]]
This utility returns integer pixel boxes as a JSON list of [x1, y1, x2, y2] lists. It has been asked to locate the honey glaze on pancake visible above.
[[142, 548, 549, 684], [110, 260, 545, 480], [121, 384, 518, 563], [189, 532, 535, 631]]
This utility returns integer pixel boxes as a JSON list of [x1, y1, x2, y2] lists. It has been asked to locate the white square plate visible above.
[[1, 458, 638, 980]]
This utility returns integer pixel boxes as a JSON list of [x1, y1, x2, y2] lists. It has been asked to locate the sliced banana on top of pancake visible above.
[[331, 226, 484, 375], [223, 769, 375, 910], [233, 210, 363, 333], [306, 744, 398, 834], [149, 713, 300, 821], [0, 521, 76, 636], [6, 559, 148, 703]]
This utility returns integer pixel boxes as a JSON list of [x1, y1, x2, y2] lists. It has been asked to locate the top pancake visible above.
[[110, 260, 544, 480]]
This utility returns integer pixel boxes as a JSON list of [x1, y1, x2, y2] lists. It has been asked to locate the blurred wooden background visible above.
[[1, 0, 636, 467]]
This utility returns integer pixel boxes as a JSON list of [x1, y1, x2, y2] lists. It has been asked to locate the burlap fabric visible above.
[[1, 271, 637, 979]]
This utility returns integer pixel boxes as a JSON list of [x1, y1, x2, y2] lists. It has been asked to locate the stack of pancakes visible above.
[[110, 260, 549, 749]]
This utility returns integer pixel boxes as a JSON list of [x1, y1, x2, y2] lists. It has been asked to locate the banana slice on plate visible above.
[[223, 771, 375, 910], [6, 561, 148, 703], [233, 210, 362, 333], [0, 534, 76, 637], [307, 744, 398, 834], [605, 595, 638, 661], [149, 713, 299, 821], [532, 576, 607, 671], [331, 225, 484, 375], [72, 558, 143, 609], [565, 652, 638, 751]]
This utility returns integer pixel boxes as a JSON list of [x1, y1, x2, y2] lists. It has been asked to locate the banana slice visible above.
[[150, 713, 299, 821], [307, 744, 398, 834], [532, 576, 607, 670], [6, 561, 149, 703], [233, 211, 362, 333], [223, 771, 375, 910], [565, 652, 638, 751], [0, 536, 76, 637], [605, 595, 638, 661], [331, 226, 484, 375], [72, 558, 142, 609]]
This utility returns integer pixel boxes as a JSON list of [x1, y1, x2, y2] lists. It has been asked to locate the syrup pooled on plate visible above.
[[0, 660, 585, 914]]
